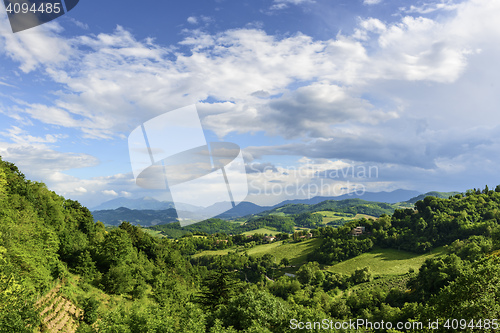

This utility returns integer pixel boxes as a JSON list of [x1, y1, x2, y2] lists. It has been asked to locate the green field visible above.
[[314, 211, 376, 225], [315, 211, 351, 224], [241, 228, 279, 236], [353, 214, 377, 220], [192, 248, 235, 257], [248, 238, 322, 266], [193, 238, 322, 267], [141, 228, 165, 238], [327, 246, 446, 276]]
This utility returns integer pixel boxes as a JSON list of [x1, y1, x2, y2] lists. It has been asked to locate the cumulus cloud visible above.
[[102, 190, 119, 196], [2, 0, 500, 201], [2, 8, 487, 140], [0, 12, 73, 73]]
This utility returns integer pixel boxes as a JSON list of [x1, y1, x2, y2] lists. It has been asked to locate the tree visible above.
[[214, 288, 289, 331], [297, 262, 322, 285], [196, 268, 243, 310], [430, 257, 500, 332], [280, 257, 290, 267], [80, 295, 99, 325], [350, 267, 373, 284], [0, 245, 40, 332]]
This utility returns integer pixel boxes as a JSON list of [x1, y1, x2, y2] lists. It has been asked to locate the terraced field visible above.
[[35, 283, 82, 333]]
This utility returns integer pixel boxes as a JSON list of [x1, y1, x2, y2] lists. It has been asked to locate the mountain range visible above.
[[91, 189, 431, 226]]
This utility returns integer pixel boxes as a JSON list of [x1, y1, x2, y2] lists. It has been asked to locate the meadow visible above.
[[326, 246, 446, 276]]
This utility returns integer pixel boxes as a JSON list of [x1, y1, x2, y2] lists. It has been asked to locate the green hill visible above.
[[3, 155, 500, 332], [327, 246, 446, 276], [404, 191, 461, 204], [259, 198, 395, 217]]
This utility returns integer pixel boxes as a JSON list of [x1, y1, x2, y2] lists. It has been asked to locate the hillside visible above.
[[3, 156, 500, 332], [257, 198, 395, 218], [404, 191, 461, 204], [91, 189, 419, 220]]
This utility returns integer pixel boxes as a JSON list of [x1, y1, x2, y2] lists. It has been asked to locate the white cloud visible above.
[[400, 0, 460, 14], [187, 16, 198, 24], [270, 0, 315, 10], [2, 0, 500, 201], [0, 11, 73, 73], [0, 126, 67, 145], [2, 9, 486, 140], [69, 18, 89, 30], [364, 0, 382, 5], [102, 190, 119, 196], [75, 187, 87, 193]]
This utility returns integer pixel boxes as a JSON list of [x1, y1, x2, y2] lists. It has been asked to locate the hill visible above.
[[90, 189, 419, 223], [273, 189, 420, 207], [3, 156, 500, 332], [404, 191, 461, 204], [258, 198, 395, 218]]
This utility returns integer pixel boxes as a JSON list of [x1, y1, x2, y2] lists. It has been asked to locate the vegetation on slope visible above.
[[3, 155, 500, 332]]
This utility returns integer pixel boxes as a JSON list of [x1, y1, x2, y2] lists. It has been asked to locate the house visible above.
[[264, 236, 275, 242], [351, 226, 365, 236], [306, 233, 313, 239]]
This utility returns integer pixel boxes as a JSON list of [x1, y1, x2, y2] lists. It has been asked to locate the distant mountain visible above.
[[91, 197, 202, 212], [215, 202, 272, 219], [91, 189, 423, 226], [257, 198, 396, 218], [92, 207, 179, 226], [269, 189, 421, 208], [404, 191, 461, 204]]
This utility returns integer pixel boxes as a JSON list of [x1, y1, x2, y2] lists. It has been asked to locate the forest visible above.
[[1, 155, 500, 332]]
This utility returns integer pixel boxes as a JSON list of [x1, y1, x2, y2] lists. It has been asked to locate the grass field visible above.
[[315, 211, 352, 224], [192, 248, 235, 257], [142, 228, 165, 238], [268, 212, 286, 216], [353, 214, 377, 220], [193, 238, 322, 267], [248, 238, 322, 266], [241, 228, 279, 236], [326, 246, 446, 276], [314, 211, 376, 225]]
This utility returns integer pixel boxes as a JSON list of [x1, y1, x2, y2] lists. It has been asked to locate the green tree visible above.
[[280, 257, 290, 267], [196, 268, 243, 310], [350, 266, 373, 284], [215, 288, 289, 332]]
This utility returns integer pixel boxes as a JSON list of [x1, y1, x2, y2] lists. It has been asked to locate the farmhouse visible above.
[[351, 226, 365, 236]]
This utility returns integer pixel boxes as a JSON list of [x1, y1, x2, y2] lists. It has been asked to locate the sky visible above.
[[1, 0, 500, 208]]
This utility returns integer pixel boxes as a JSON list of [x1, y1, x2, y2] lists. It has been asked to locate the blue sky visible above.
[[1, 0, 500, 208]]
